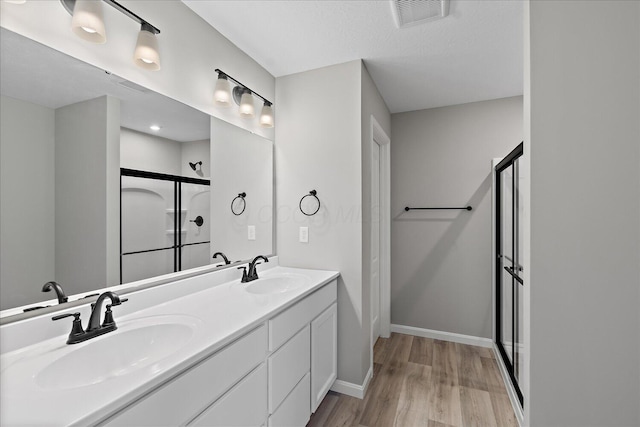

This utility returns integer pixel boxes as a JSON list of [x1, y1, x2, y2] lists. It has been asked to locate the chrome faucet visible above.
[[212, 251, 231, 265], [52, 291, 128, 344], [42, 281, 68, 304], [245, 255, 269, 282]]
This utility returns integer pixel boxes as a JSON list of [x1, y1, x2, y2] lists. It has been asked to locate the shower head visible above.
[[189, 161, 202, 171]]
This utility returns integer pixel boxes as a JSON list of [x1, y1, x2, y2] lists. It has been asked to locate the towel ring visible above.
[[299, 190, 320, 216], [231, 192, 246, 216]]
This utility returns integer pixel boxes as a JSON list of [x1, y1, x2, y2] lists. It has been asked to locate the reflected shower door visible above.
[[121, 175, 175, 283], [180, 183, 211, 271], [120, 169, 211, 284], [495, 143, 524, 407]]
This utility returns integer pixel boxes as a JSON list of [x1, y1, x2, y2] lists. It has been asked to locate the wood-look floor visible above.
[[307, 333, 518, 427]]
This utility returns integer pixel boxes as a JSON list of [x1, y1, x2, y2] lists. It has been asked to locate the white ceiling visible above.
[[183, 0, 523, 113], [0, 28, 210, 142]]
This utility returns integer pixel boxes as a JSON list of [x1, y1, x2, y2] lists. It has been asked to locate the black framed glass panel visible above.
[[495, 142, 524, 406]]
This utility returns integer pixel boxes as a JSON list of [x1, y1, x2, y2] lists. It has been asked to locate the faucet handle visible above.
[[52, 312, 80, 321], [52, 312, 85, 342], [237, 266, 248, 283]]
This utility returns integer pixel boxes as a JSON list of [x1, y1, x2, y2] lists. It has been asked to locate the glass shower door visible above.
[[495, 143, 524, 406], [120, 169, 211, 284], [121, 175, 176, 283], [180, 182, 211, 271]]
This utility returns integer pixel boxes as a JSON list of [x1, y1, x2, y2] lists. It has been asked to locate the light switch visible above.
[[248, 225, 256, 240], [299, 226, 309, 243]]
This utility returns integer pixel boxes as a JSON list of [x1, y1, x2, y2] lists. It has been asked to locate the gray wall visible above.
[[528, 1, 640, 425], [0, 96, 55, 309], [210, 117, 273, 262], [390, 96, 523, 338], [55, 96, 120, 296], [276, 60, 366, 385]]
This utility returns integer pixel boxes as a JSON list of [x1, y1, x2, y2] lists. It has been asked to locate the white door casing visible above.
[[370, 115, 391, 374], [371, 141, 381, 343]]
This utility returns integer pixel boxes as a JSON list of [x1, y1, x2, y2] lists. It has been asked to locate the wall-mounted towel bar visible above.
[[404, 206, 472, 211]]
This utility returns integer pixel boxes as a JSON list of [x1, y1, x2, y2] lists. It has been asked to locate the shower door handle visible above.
[[504, 266, 524, 285]]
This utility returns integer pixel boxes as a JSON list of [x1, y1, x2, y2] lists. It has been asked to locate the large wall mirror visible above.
[[0, 28, 274, 318]]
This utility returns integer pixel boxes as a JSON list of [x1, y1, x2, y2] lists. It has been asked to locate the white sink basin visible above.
[[3, 315, 201, 392], [244, 274, 306, 294]]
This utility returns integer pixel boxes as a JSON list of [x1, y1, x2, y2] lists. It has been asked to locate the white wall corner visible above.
[[330, 365, 373, 400]]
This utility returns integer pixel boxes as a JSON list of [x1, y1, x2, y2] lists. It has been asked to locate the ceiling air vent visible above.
[[391, 0, 450, 28]]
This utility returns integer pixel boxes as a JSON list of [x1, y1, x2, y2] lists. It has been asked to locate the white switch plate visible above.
[[299, 226, 309, 243], [248, 225, 256, 240]]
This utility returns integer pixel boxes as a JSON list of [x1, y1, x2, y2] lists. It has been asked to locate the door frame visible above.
[[370, 116, 391, 361]]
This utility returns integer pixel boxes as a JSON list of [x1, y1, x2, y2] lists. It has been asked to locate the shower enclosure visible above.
[[495, 142, 524, 406], [120, 168, 211, 284]]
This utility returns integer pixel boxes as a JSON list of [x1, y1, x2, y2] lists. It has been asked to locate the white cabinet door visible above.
[[310, 303, 337, 413]]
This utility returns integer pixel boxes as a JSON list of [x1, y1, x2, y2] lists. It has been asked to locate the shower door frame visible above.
[[494, 142, 524, 407], [119, 168, 210, 284]]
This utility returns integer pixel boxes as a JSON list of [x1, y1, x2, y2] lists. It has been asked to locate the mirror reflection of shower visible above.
[[189, 161, 204, 177]]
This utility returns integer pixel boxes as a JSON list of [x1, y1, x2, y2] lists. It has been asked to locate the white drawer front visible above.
[[103, 325, 267, 426], [268, 325, 310, 414], [189, 363, 267, 427], [268, 373, 311, 427], [269, 280, 337, 351]]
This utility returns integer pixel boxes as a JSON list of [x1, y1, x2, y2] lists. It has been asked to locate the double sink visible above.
[[2, 270, 309, 396]]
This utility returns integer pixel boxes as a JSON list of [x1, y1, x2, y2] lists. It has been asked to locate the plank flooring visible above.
[[307, 333, 518, 427]]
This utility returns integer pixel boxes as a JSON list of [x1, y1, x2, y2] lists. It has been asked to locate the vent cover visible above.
[[114, 78, 149, 94], [391, 0, 450, 28]]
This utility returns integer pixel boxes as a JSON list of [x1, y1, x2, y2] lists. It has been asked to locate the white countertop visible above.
[[0, 264, 339, 426]]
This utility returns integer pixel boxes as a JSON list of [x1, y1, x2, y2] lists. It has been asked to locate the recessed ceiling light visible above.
[[150, 125, 161, 131]]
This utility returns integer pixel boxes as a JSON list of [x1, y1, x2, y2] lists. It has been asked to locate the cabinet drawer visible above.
[[268, 325, 310, 414], [189, 363, 267, 427], [269, 280, 336, 351], [268, 372, 311, 427], [103, 325, 267, 426]]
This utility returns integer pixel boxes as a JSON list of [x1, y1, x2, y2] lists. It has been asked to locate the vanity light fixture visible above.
[[60, 0, 161, 70], [70, 0, 107, 44], [213, 73, 232, 107], [134, 22, 161, 70], [149, 124, 161, 131], [2, 0, 27, 4], [214, 69, 275, 127], [259, 101, 274, 128], [238, 88, 255, 119]]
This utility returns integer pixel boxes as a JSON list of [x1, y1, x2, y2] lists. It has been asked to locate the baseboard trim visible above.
[[390, 324, 493, 348], [492, 344, 524, 426], [330, 365, 373, 399]]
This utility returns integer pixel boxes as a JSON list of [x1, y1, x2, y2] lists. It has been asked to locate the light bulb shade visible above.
[[239, 89, 255, 118], [259, 103, 274, 128], [71, 0, 107, 44], [134, 28, 161, 71], [214, 75, 232, 107]]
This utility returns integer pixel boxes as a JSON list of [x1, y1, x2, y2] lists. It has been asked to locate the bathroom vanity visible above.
[[0, 260, 338, 426]]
